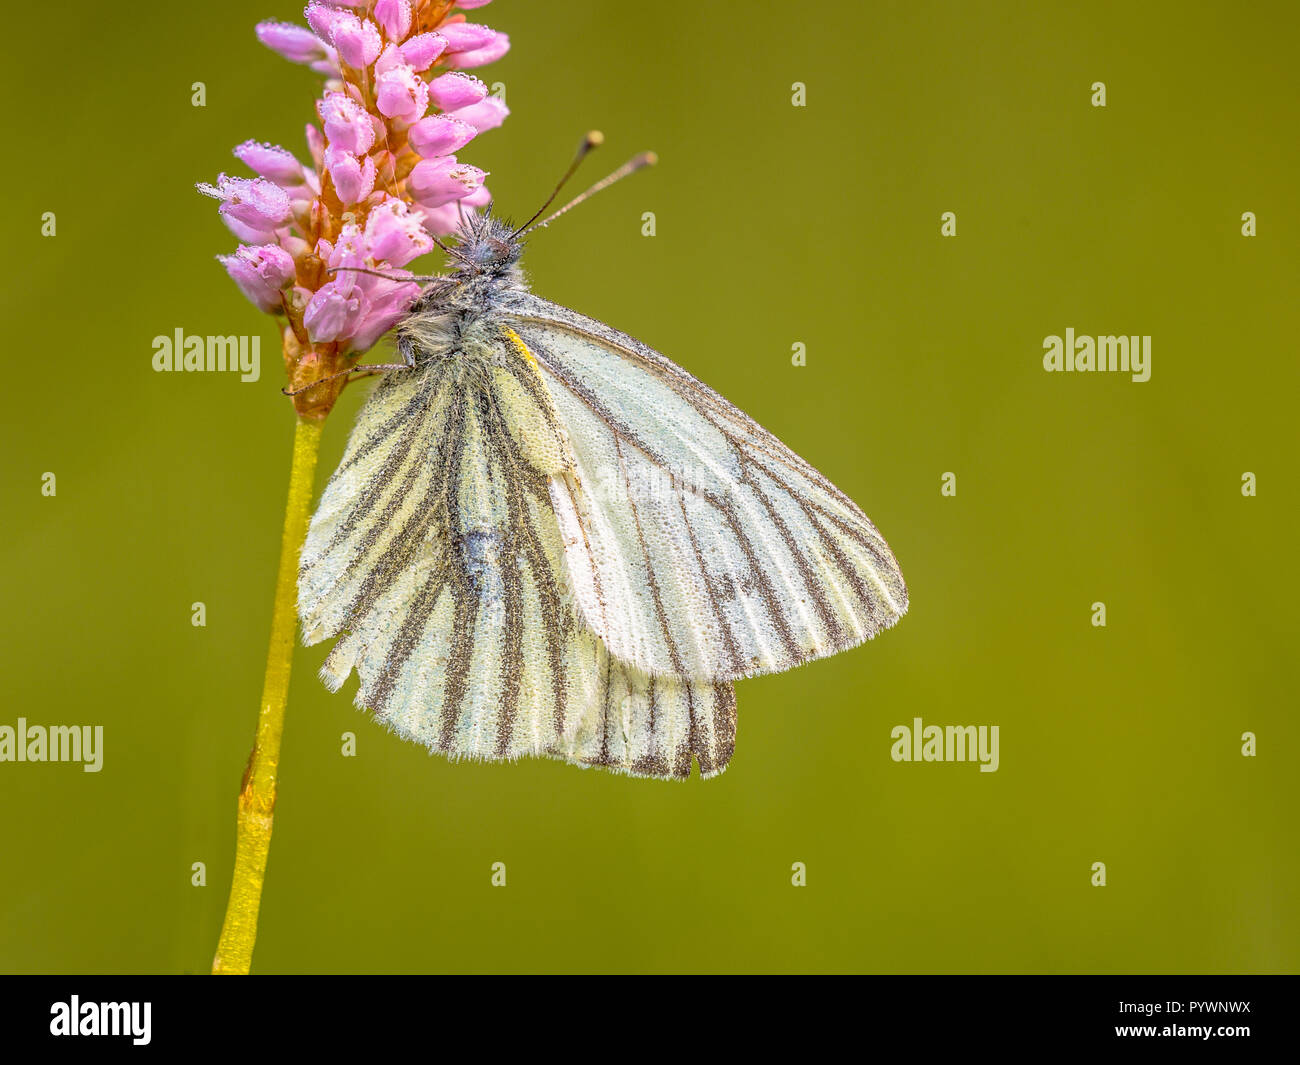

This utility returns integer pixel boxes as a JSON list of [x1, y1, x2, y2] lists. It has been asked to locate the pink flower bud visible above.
[[428, 72, 487, 112], [309, 53, 341, 77], [407, 114, 476, 157], [461, 182, 491, 208], [305, 2, 351, 45], [198, 174, 294, 231], [327, 223, 368, 268], [218, 243, 297, 312], [373, 0, 413, 42], [349, 279, 421, 352], [407, 157, 486, 208], [255, 21, 327, 64], [331, 13, 382, 69], [233, 141, 306, 185], [447, 31, 509, 69], [375, 64, 431, 122], [416, 202, 462, 236], [399, 32, 448, 71], [364, 197, 435, 266], [303, 278, 361, 343], [305, 123, 326, 168], [325, 147, 377, 204], [439, 24, 499, 53], [280, 234, 313, 261], [318, 93, 375, 154], [448, 96, 508, 133]]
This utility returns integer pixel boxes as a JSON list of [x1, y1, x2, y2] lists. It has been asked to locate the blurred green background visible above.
[[2, 0, 1296, 974]]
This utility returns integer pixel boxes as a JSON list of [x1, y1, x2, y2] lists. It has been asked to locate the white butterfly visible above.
[[298, 148, 907, 780]]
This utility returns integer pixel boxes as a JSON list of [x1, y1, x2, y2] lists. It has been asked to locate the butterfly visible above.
[[297, 137, 908, 780]]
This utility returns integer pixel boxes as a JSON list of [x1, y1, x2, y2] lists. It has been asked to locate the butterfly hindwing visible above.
[[506, 295, 909, 682], [297, 331, 736, 778]]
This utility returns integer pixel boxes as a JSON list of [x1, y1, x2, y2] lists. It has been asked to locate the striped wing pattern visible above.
[[298, 330, 735, 779], [507, 295, 909, 682]]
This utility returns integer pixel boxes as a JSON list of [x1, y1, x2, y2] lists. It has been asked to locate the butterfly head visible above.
[[449, 211, 524, 277]]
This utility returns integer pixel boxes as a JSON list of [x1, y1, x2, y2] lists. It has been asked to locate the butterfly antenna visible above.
[[521, 150, 657, 235], [509, 130, 606, 238], [328, 265, 445, 283]]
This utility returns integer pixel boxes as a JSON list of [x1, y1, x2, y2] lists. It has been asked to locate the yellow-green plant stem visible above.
[[212, 416, 323, 974]]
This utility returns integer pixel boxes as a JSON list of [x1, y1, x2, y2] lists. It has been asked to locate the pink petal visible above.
[[448, 96, 508, 133], [233, 141, 306, 185], [303, 279, 362, 343], [427, 72, 487, 111], [331, 13, 383, 69], [198, 174, 293, 230], [373, 0, 413, 42], [364, 197, 435, 266], [326, 148, 377, 204], [348, 280, 421, 351], [375, 65, 430, 122], [255, 21, 326, 64], [407, 114, 477, 157], [407, 157, 486, 208], [218, 243, 297, 312], [318, 93, 375, 155], [398, 32, 447, 72], [438, 24, 499, 53], [305, 2, 351, 45], [447, 32, 509, 69]]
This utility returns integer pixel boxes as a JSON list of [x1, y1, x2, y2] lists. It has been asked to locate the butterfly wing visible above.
[[297, 337, 736, 778], [506, 294, 908, 682]]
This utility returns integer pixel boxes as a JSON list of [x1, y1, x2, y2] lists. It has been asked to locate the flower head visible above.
[[201, 0, 510, 417]]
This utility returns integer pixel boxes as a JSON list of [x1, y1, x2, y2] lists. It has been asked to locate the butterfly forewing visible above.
[[506, 295, 909, 682], [297, 331, 736, 779]]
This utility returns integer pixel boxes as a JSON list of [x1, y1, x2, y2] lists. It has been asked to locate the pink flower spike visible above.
[[447, 32, 509, 69], [364, 198, 435, 266], [198, 174, 294, 231], [375, 65, 431, 122], [325, 148, 377, 205], [234, 141, 306, 185], [448, 96, 508, 134], [373, 0, 413, 42], [428, 72, 488, 111], [255, 21, 327, 64], [218, 243, 297, 312], [399, 32, 447, 72], [407, 157, 486, 208], [318, 93, 375, 155], [331, 13, 382, 69], [408, 114, 477, 157]]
